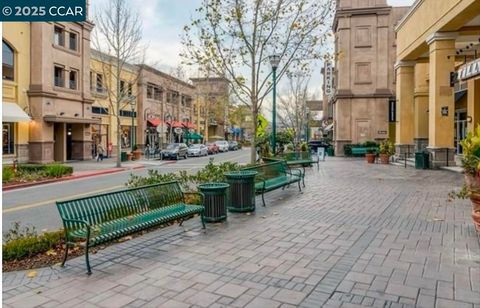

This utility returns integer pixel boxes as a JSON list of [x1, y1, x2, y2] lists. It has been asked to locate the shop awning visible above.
[[43, 115, 101, 124], [147, 118, 162, 127], [455, 90, 467, 103], [2, 102, 31, 122], [182, 122, 196, 129], [185, 132, 204, 140], [166, 120, 183, 128]]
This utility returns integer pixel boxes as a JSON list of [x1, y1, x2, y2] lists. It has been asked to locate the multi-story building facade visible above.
[[90, 50, 139, 158], [394, 0, 480, 167], [330, 0, 409, 155], [190, 77, 230, 141], [2, 22, 228, 162], [2, 23, 31, 163], [137, 65, 195, 148]]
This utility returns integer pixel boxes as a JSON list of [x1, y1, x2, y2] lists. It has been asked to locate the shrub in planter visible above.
[[17, 164, 46, 173], [379, 140, 395, 164], [3, 222, 63, 261], [3, 166, 14, 183], [456, 125, 480, 231], [44, 164, 73, 178]]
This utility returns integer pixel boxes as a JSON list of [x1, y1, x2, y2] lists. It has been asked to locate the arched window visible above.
[[2, 40, 14, 81]]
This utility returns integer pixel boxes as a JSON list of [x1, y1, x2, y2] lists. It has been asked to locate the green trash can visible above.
[[197, 183, 230, 222], [224, 171, 258, 213], [121, 151, 127, 162], [415, 152, 429, 169], [327, 147, 334, 157]]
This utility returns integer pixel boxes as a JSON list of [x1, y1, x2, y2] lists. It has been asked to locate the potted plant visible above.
[[132, 145, 142, 161], [458, 126, 480, 231], [365, 148, 376, 164], [378, 140, 394, 164]]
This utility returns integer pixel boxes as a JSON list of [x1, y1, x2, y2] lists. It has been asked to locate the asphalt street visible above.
[[2, 149, 251, 234]]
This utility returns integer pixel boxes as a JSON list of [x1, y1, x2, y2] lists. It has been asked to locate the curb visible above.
[[3, 165, 145, 192]]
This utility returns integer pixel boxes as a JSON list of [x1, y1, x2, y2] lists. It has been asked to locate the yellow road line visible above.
[[3, 185, 124, 213]]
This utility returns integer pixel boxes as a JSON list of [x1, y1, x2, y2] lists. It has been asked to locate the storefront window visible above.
[[121, 126, 131, 148], [3, 123, 15, 155], [91, 124, 109, 158]]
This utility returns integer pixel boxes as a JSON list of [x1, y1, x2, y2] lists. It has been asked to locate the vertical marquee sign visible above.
[[324, 61, 334, 97]]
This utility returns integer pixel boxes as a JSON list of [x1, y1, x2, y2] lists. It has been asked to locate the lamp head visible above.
[[269, 54, 281, 70]]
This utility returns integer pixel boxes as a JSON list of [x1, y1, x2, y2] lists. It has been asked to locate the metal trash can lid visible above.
[[197, 182, 230, 190], [224, 171, 258, 178]]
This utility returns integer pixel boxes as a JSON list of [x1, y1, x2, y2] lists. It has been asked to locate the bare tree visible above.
[[92, 0, 145, 167], [182, 0, 334, 163], [277, 72, 311, 144]]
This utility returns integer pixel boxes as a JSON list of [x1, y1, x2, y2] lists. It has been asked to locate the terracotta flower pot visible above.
[[366, 153, 376, 164], [379, 154, 390, 164], [133, 150, 142, 160], [472, 209, 480, 232], [127, 153, 133, 161]]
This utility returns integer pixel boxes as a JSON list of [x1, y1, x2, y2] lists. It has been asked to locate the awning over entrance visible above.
[[166, 120, 183, 128], [182, 122, 196, 129], [147, 118, 162, 127], [2, 102, 30, 122], [455, 90, 467, 103], [43, 115, 101, 124], [184, 132, 204, 140]]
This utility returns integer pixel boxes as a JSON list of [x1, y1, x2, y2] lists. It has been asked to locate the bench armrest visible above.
[[286, 168, 302, 177], [183, 191, 205, 205]]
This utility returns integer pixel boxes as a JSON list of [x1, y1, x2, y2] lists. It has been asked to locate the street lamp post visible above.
[[269, 54, 280, 155], [305, 107, 310, 143]]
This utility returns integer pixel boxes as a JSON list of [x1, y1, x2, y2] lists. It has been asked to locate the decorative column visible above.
[[467, 78, 480, 132], [394, 61, 415, 156], [426, 32, 456, 167], [414, 60, 429, 152]]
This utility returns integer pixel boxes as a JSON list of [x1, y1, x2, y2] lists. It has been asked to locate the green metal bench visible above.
[[351, 147, 378, 156], [56, 181, 205, 274], [242, 161, 302, 207], [263, 151, 319, 187]]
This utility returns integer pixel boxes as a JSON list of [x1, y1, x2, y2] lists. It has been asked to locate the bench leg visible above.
[[261, 192, 266, 207], [179, 218, 184, 227], [302, 167, 306, 187], [298, 180, 302, 192], [61, 242, 69, 267], [200, 213, 206, 229], [85, 231, 92, 275]]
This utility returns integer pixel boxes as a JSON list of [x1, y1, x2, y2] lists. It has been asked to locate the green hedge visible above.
[[2, 166, 14, 183], [3, 230, 64, 261], [17, 164, 47, 172], [44, 164, 73, 178]]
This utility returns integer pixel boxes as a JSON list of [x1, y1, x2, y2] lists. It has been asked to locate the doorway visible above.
[[455, 109, 467, 154], [66, 124, 73, 160]]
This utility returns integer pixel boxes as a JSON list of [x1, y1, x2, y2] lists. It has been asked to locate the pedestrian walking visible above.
[[97, 144, 105, 162]]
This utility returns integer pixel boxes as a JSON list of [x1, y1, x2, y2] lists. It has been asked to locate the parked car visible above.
[[228, 141, 239, 151], [206, 142, 219, 154], [161, 143, 188, 160], [214, 140, 229, 152], [188, 144, 208, 157]]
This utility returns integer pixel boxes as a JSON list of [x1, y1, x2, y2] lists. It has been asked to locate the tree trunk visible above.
[[116, 114, 122, 168], [250, 106, 258, 164]]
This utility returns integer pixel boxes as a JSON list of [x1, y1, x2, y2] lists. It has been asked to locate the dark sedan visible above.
[[161, 143, 188, 160]]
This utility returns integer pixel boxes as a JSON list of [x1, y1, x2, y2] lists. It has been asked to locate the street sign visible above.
[[317, 147, 325, 161]]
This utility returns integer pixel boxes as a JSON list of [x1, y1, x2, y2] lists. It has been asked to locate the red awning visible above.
[[182, 122, 196, 129], [147, 118, 162, 127], [166, 120, 183, 128]]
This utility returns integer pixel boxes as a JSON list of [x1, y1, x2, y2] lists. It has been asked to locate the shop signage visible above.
[[458, 58, 480, 81], [388, 98, 396, 123], [325, 61, 334, 96], [174, 127, 183, 134]]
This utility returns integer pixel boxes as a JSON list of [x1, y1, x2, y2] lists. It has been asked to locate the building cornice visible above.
[[333, 6, 391, 32], [425, 32, 458, 45], [394, 61, 416, 70], [395, 0, 425, 32]]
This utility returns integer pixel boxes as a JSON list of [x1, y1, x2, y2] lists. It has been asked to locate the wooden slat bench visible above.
[[350, 147, 378, 156], [242, 161, 302, 207], [56, 181, 205, 274]]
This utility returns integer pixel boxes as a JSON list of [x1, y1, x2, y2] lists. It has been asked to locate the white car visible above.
[[214, 140, 229, 152], [187, 144, 208, 157]]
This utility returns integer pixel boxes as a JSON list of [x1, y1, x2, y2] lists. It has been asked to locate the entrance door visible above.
[[455, 110, 467, 154], [66, 124, 73, 160]]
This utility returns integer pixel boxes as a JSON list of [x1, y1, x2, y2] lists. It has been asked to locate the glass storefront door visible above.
[[455, 110, 467, 154]]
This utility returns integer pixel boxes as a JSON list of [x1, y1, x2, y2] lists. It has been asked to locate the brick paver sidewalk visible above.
[[3, 158, 479, 308]]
